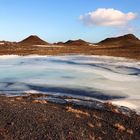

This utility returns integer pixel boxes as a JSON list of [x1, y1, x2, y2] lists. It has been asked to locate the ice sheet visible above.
[[0, 55, 140, 112]]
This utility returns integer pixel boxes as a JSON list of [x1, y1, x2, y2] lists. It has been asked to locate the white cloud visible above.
[[80, 8, 137, 27]]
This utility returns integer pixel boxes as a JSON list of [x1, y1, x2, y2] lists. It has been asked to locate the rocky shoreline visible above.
[[0, 94, 140, 140]]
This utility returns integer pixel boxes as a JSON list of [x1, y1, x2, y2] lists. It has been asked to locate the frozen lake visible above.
[[0, 55, 140, 112]]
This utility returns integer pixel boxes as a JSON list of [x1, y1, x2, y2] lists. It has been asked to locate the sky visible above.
[[0, 0, 140, 43]]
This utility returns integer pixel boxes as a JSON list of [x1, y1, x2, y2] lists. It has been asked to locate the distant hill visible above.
[[53, 42, 64, 45], [54, 39, 89, 46], [98, 34, 140, 46], [0, 34, 140, 60], [0, 41, 17, 46], [19, 35, 49, 45], [63, 39, 89, 46]]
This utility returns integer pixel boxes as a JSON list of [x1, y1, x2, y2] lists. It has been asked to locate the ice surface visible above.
[[0, 55, 140, 112]]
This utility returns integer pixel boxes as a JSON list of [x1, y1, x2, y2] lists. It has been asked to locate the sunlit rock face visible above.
[[0, 55, 140, 112]]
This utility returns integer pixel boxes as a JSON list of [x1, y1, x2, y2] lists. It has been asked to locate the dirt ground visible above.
[[0, 43, 140, 60], [0, 95, 140, 140]]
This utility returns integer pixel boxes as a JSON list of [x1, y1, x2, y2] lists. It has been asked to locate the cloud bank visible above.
[[80, 8, 137, 27]]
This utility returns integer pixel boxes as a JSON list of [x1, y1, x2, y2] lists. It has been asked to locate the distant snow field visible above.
[[33, 45, 64, 48], [0, 55, 140, 112]]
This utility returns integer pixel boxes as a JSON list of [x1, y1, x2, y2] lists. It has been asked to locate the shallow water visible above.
[[0, 55, 140, 111]]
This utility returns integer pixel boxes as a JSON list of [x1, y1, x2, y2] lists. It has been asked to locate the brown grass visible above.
[[66, 106, 90, 117]]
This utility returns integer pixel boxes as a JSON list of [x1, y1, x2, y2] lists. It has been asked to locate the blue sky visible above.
[[0, 0, 140, 43]]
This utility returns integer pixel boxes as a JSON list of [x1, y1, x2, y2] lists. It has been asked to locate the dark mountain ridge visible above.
[[98, 34, 140, 46], [64, 39, 89, 46]]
